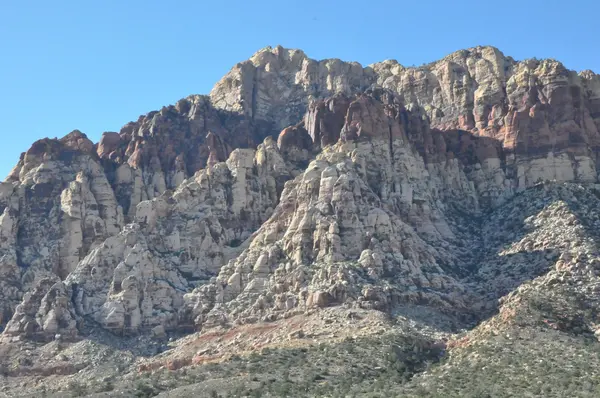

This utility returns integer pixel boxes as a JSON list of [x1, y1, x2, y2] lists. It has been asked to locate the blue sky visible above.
[[1, 0, 598, 178]]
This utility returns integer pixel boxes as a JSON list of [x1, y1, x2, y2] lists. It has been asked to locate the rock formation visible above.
[[0, 45, 599, 347]]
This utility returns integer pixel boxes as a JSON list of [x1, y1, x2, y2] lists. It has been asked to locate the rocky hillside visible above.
[[1, 45, 600, 397]]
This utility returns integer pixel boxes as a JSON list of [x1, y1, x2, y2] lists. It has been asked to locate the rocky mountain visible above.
[[1, 45, 600, 397]]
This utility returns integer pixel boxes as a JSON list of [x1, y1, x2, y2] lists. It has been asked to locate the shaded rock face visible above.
[[276, 125, 313, 166], [1, 45, 600, 342], [97, 95, 278, 218], [305, 94, 352, 148]]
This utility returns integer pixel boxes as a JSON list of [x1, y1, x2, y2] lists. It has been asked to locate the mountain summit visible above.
[[1, 46, 600, 397]]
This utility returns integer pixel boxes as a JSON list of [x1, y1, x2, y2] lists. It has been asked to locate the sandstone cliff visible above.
[[1, 45, 599, 344]]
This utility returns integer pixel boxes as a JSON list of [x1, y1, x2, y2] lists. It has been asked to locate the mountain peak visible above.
[[2, 45, 600, 396]]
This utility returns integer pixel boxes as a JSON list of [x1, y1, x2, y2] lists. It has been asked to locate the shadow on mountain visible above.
[[462, 182, 600, 326]]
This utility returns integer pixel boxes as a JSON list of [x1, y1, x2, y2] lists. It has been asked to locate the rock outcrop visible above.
[[97, 95, 278, 218], [46, 138, 297, 334], [210, 45, 600, 192], [0, 131, 123, 329], [1, 45, 600, 345]]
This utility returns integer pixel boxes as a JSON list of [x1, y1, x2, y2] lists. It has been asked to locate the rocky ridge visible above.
[[1, 45, 600, 396]]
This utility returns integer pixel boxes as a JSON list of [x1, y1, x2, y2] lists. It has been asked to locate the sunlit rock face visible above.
[[2, 45, 600, 342], [0, 131, 123, 331]]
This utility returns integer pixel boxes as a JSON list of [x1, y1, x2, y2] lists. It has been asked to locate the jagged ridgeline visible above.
[[0, 44, 599, 343], [3, 44, 600, 397]]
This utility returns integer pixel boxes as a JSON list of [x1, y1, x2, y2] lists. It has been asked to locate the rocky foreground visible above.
[[1, 45, 600, 397]]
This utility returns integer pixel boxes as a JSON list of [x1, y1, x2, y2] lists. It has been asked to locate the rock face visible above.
[[210, 45, 600, 191], [2, 277, 77, 341], [372, 48, 600, 190], [97, 95, 277, 218], [56, 138, 297, 334], [1, 45, 600, 344], [0, 131, 123, 329]]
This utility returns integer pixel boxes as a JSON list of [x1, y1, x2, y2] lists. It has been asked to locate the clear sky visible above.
[[1, 0, 598, 178]]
